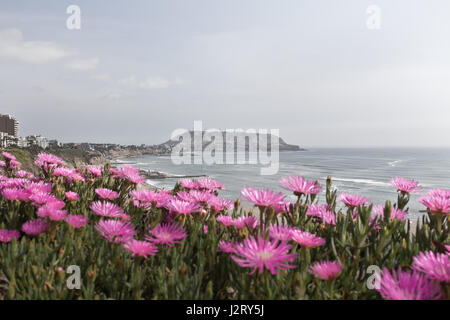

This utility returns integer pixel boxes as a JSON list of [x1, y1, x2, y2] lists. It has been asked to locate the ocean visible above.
[[116, 148, 450, 220]]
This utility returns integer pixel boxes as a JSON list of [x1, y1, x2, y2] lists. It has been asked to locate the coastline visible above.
[[3, 146, 432, 229]]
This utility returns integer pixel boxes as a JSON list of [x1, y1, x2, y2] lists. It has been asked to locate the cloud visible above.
[[91, 73, 111, 81], [118, 76, 183, 89], [102, 92, 122, 100], [66, 58, 99, 70], [0, 28, 70, 63]]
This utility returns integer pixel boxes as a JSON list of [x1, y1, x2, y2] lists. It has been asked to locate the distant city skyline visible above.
[[1, 0, 450, 147]]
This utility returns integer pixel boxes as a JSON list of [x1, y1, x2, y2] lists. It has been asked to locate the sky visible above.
[[0, 0, 449, 147]]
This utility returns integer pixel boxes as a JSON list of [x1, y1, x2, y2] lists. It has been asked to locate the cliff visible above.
[[1, 146, 108, 174]]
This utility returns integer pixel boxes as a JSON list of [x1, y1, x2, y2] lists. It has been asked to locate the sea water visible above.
[[117, 148, 450, 219]]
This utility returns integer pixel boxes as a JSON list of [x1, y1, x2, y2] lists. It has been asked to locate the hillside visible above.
[[158, 131, 305, 152], [1, 146, 106, 174]]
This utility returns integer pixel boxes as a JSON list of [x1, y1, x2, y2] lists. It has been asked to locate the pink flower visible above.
[[37, 204, 67, 221], [0, 178, 28, 189], [45, 199, 65, 210], [273, 201, 292, 214], [25, 181, 52, 194], [290, 229, 325, 248], [177, 190, 215, 203], [123, 240, 158, 258], [309, 261, 343, 280], [154, 190, 174, 208], [130, 189, 149, 203], [0, 160, 5, 167], [340, 193, 370, 208], [217, 215, 259, 230], [130, 189, 159, 207], [280, 176, 321, 196], [65, 215, 89, 228], [419, 188, 450, 215], [217, 215, 234, 227], [241, 187, 286, 208], [109, 168, 120, 176], [269, 225, 293, 242], [15, 170, 34, 179], [412, 251, 450, 283], [29, 192, 57, 206], [9, 160, 21, 170], [429, 188, 450, 199], [391, 177, 421, 194], [218, 240, 237, 254], [231, 236, 297, 275], [388, 208, 408, 221], [376, 267, 441, 300], [146, 222, 187, 247], [130, 189, 173, 208], [48, 209, 68, 221], [21, 220, 49, 236], [52, 167, 76, 178], [95, 219, 136, 243], [65, 191, 80, 201], [1, 188, 30, 201], [69, 172, 85, 183], [90, 201, 124, 218], [2, 151, 16, 160], [372, 205, 408, 221], [178, 178, 199, 189], [232, 216, 259, 230], [95, 188, 119, 200], [208, 197, 234, 212], [35, 153, 66, 167], [167, 199, 200, 215], [87, 165, 103, 177], [0, 229, 21, 243], [306, 204, 336, 225], [306, 204, 328, 218], [197, 177, 225, 191], [115, 165, 145, 184]]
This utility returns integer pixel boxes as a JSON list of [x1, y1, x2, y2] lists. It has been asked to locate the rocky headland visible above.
[[3, 133, 303, 176]]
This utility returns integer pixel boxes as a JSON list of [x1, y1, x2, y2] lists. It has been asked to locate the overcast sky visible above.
[[1, 0, 449, 147]]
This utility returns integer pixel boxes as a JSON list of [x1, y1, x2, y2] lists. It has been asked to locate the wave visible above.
[[388, 160, 402, 167], [145, 179, 159, 187], [332, 177, 391, 187], [111, 159, 132, 164], [146, 179, 175, 190], [148, 170, 185, 178]]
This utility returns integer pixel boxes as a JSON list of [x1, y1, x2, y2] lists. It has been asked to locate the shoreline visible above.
[[110, 154, 428, 227], [3, 146, 430, 229]]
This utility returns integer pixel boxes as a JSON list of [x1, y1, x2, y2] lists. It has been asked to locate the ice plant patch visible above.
[[0, 151, 448, 300]]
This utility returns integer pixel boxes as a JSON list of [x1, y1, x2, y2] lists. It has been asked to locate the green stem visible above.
[[329, 280, 335, 299]]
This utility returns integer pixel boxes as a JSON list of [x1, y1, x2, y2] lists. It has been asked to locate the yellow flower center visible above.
[[256, 250, 273, 261]]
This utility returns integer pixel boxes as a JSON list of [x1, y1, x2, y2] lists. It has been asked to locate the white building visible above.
[[0, 132, 18, 148], [17, 137, 29, 148], [26, 135, 49, 149]]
